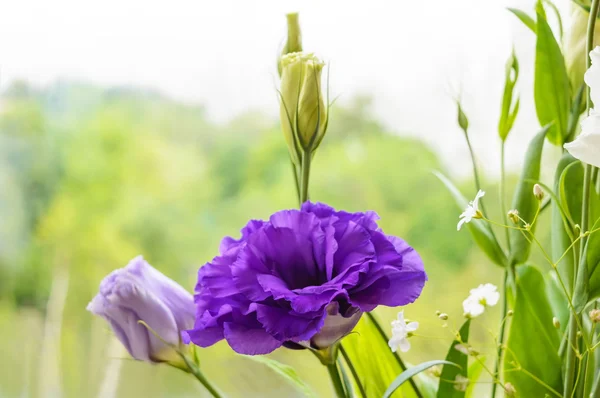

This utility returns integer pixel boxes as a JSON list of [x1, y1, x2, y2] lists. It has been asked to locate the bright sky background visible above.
[[0, 0, 573, 176]]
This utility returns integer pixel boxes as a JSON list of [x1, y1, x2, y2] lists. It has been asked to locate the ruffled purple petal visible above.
[[185, 202, 426, 355]]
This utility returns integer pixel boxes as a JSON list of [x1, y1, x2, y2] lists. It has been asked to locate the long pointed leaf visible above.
[[383, 360, 459, 398], [534, 11, 570, 145], [243, 356, 317, 398], [508, 125, 549, 265], [341, 314, 419, 397], [507, 8, 536, 33]]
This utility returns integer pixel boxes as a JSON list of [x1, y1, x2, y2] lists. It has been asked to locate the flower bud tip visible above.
[[533, 184, 545, 201]]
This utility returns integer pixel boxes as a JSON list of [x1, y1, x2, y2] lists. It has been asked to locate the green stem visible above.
[[463, 129, 502, 248], [500, 141, 510, 250], [463, 130, 486, 214], [327, 362, 347, 398], [290, 160, 301, 206], [491, 271, 509, 398], [340, 345, 366, 398], [566, 2, 600, 396], [300, 149, 311, 204], [366, 312, 423, 398], [180, 353, 224, 398]]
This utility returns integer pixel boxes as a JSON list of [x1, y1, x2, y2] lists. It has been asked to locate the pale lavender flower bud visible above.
[[505, 382, 517, 396], [533, 184, 545, 201], [590, 309, 600, 323], [552, 317, 561, 329], [87, 256, 194, 363]]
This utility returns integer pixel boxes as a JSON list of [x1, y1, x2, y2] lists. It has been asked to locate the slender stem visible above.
[[300, 149, 311, 204], [491, 271, 509, 398], [340, 345, 367, 398], [500, 142, 511, 250], [463, 130, 487, 215], [180, 354, 223, 398], [290, 160, 301, 206], [327, 362, 347, 398], [366, 312, 423, 398]]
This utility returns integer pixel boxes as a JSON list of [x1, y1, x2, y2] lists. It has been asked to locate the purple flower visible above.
[[183, 202, 427, 355], [87, 256, 195, 363]]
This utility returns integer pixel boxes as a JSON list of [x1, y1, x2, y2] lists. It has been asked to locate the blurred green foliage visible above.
[[0, 81, 496, 397]]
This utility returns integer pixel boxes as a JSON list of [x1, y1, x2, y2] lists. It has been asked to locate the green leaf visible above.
[[559, 161, 584, 225], [434, 171, 507, 267], [465, 356, 486, 398], [498, 50, 520, 141], [508, 125, 549, 265], [244, 356, 317, 398], [437, 320, 470, 398], [507, 8, 536, 33], [383, 360, 459, 398], [544, 271, 568, 331], [533, 11, 570, 145], [341, 314, 420, 398], [504, 265, 562, 397], [552, 154, 579, 294]]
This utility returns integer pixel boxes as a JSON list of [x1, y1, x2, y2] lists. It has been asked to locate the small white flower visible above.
[[454, 375, 469, 392], [457, 190, 485, 231], [388, 311, 419, 353], [565, 47, 600, 168], [462, 283, 500, 318]]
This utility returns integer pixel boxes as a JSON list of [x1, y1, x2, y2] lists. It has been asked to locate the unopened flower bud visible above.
[[565, 3, 600, 96], [590, 309, 600, 323], [533, 184, 545, 201], [505, 382, 517, 397], [454, 375, 469, 392], [438, 313, 449, 320], [435, 310, 441, 316], [87, 256, 195, 364], [507, 310, 514, 316], [552, 317, 561, 329], [507, 209, 520, 225], [279, 52, 327, 163], [454, 344, 469, 355], [457, 102, 469, 132], [428, 365, 442, 377], [277, 13, 303, 77]]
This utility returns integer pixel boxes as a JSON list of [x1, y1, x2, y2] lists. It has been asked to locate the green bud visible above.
[[279, 52, 328, 163], [508, 209, 520, 225], [457, 102, 469, 132], [278, 13, 303, 77], [498, 50, 520, 141], [565, 3, 600, 95]]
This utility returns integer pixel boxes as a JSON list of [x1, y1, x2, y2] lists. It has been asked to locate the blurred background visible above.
[[0, 0, 572, 396]]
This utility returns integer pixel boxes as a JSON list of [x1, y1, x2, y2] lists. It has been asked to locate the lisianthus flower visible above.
[[87, 256, 195, 363], [565, 47, 600, 168], [183, 202, 427, 355], [457, 190, 485, 231], [462, 283, 499, 318], [388, 311, 419, 353]]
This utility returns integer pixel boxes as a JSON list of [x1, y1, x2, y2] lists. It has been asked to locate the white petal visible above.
[[399, 338, 411, 352], [396, 310, 405, 323], [565, 117, 600, 169], [585, 47, 600, 106], [472, 190, 485, 211], [406, 321, 419, 332]]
